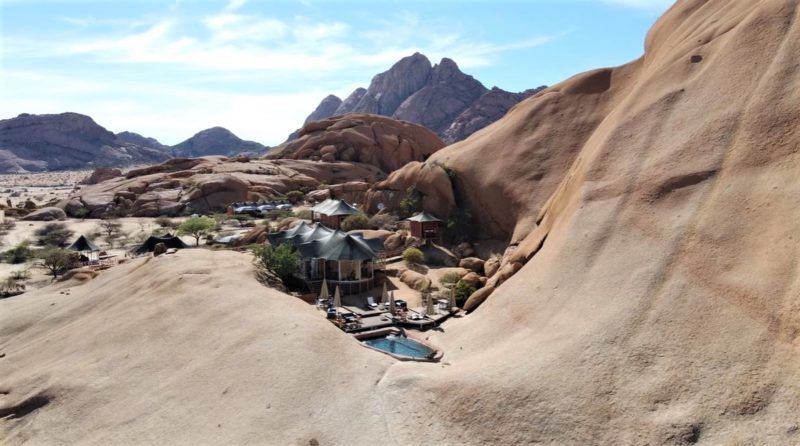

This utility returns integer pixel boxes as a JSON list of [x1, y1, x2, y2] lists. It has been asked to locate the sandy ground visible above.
[[0, 249, 396, 445], [0, 217, 249, 292]]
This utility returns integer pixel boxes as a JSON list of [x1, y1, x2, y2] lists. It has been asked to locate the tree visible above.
[[252, 243, 300, 283], [341, 213, 369, 231], [177, 216, 216, 246], [444, 208, 473, 244], [398, 187, 422, 219], [402, 247, 425, 265], [99, 218, 123, 239], [34, 223, 74, 247], [285, 190, 305, 204], [37, 247, 79, 279]]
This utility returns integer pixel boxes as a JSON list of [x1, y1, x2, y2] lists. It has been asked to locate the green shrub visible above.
[[10, 269, 30, 281], [402, 247, 424, 265], [399, 187, 422, 219], [440, 271, 462, 287], [285, 190, 305, 204], [294, 209, 312, 220], [4, 241, 32, 264], [34, 222, 74, 247], [252, 243, 300, 282], [453, 280, 476, 307], [340, 213, 369, 231]]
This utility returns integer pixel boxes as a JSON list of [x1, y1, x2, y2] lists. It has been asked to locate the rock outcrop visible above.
[[0, 112, 169, 173], [292, 53, 545, 143], [20, 207, 67, 221], [171, 127, 266, 158], [63, 115, 442, 218], [269, 114, 445, 173], [115, 131, 168, 150], [81, 167, 123, 185], [61, 157, 381, 218]]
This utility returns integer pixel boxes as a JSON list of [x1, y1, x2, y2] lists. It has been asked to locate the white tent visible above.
[[319, 278, 330, 301], [426, 292, 436, 315], [380, 282, 389, 306], [333, 286, 342, 309]]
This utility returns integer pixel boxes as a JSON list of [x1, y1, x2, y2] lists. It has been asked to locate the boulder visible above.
[[483, 256, 501, 278], [236, 225, 269, 246], [306, 189, 331, 203], [82, 167, 122, 185], [462, 285, 495, 312], [270, 114, 444, 173], [459, 257, 485, 273], [399, 269, 432, 291], [21, 207, 67, 221], [459, 272, 482, 288], [420, 244, 458, 266]]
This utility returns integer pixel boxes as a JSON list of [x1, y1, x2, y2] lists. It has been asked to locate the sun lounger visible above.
[[367, 296, 378, 309]]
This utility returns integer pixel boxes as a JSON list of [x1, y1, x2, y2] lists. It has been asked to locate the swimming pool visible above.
[[362, 335, 436, 360]]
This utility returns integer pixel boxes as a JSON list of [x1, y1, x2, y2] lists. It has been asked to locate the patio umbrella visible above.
[[333, 286, 342, 309], [389, 290, 396, 314], [319, 278, 330, 301], [380, 282, 389, 306], [426, 291, 436, 315], [449, 286, 456, 309]]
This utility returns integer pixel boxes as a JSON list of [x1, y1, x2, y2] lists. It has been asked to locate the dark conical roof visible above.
[[295, 230, 384, 261], [68, 235, 99, 252], [133, 234, 189, 254]]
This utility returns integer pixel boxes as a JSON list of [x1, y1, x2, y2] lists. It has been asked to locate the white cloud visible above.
[[2, 2, 568, 145], [0, 70, 331, 145], [224, 0, 248, 13]]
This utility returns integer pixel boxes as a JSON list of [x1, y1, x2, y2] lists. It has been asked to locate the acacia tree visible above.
[[99, 218, 123, 239], [37, 248, 79, 279], [252, 243, 300, 283], [177, 216, 216, 246]]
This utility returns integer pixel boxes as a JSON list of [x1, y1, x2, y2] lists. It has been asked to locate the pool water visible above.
[[363, 335, 436, 359]]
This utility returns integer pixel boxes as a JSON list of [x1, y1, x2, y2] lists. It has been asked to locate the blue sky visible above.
[[1, 0, 672, 145]]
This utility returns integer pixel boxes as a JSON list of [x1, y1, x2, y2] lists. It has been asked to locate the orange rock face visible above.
[[61, 114, 443, 218], [269, 113, 445, 173]]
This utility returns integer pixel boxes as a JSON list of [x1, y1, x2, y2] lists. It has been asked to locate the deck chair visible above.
[[367, 296, 378, 309]]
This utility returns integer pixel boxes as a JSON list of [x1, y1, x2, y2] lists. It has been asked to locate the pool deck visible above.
[[323, 303, 457, 333]]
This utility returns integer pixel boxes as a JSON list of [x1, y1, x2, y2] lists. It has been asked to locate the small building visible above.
[[269, 223, 385, 295], [310, 199, 360, 230], [68, 235, 100, 264], [406, 211, 443, 242]]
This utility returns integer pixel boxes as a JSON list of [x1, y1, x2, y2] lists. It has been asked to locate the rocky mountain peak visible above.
[[291, 53, 546, 144], [303, 94, 343, 126]]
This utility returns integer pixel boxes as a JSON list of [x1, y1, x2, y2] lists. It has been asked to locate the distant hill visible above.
[[171, 127, 267, 158], [0, 112, 169, 173], [115, 131, 168, 151], [291, 53, 546, 144]]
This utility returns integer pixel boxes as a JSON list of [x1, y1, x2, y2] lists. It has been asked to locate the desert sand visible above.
[[2, 0, 800, 444]]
